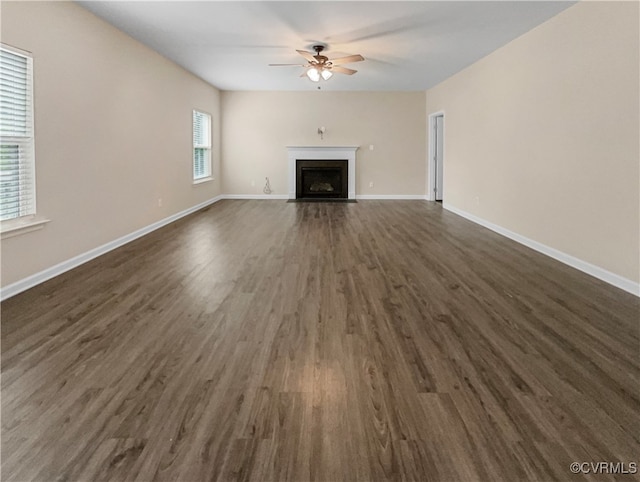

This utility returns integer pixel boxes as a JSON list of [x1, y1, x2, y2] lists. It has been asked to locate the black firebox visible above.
[[296, 160, 348, 199]]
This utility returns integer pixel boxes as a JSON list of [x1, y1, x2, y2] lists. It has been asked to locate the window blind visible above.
[[0, 46, 35, 221], [193, 110, 211, 180]]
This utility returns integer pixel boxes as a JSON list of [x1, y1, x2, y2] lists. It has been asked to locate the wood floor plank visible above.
[[2, 200, 638, 481]]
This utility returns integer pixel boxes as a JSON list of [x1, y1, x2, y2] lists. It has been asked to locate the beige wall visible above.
[[1, 1, 221, 288], [426, 1, 639, 283], [221, 91, 426, 197]]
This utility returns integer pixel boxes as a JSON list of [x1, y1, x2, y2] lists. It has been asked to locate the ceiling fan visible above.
[[269, 45, 365, 82]]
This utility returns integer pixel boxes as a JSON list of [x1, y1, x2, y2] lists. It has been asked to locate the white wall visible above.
[[221, 91, 426, 197], [1, 1, 222, 288], [426, 1, 639, 286]]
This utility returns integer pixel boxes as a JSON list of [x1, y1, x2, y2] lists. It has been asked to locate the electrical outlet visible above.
[[369, 182, 374, 188], [369, 144, 374, 151], [251, 180, 255, 187], [475, 196, 480, 205], [158, 198, 162, 207]]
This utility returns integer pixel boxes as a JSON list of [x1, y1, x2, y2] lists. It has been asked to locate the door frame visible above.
[[427, 111, 445, 201]]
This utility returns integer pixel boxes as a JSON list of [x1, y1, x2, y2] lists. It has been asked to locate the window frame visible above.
[[192, 109, 212, 184], [0, 43, 37, 223]]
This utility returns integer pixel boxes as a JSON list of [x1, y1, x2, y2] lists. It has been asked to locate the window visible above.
[[192, 110, 211, 182], [0, 45, 35, 221]]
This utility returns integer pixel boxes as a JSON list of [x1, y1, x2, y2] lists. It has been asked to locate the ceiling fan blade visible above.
[[269, 63, 306, 66], [329, 54, 364, 65], [296, 49, 317, 63], [331, 66, 357, 75]]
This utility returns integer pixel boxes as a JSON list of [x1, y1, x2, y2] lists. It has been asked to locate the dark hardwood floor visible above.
[[2, 200, 639, 481]]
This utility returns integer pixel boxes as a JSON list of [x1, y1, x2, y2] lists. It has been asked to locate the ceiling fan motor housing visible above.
[[313, 45, 329, 64]]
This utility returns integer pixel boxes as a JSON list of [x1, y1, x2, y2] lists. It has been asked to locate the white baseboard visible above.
[[0, 195, 223, 301], [222, 194, 289, 200], [443, 203, 639, 297], [356, 194, 428, 200], [222, 194, 428, 201]]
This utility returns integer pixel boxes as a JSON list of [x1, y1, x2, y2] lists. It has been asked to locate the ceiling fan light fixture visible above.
[[306, 67, 320, 82], [321, 69, 333, 80], [272, 45, 363, 83]]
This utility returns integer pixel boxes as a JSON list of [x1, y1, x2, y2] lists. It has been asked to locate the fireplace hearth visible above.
[[296, 160, 348, 199]]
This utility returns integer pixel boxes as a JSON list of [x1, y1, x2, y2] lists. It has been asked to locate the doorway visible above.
[[428, 112, 444, 202]]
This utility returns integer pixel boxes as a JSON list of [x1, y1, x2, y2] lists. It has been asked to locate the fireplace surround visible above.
[[287, 146, 358, 200]]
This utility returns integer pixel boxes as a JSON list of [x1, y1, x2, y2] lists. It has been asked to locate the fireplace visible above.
[[287, 146, 358, 200], [296, 160, 348, 199]]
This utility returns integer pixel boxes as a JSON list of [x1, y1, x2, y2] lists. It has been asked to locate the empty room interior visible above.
[[1, 1, 639, 481]]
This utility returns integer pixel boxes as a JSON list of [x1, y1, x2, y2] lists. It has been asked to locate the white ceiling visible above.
[[77, 1, 575, 92]]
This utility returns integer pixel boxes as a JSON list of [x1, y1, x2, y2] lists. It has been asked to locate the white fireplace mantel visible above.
[[287, 146, 359, 200]]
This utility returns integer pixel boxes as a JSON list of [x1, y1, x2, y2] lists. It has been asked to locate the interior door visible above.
[[434, 115, 444, 201]]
